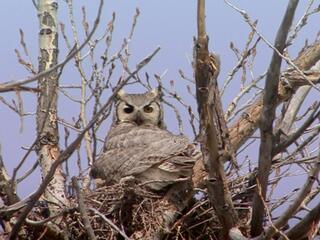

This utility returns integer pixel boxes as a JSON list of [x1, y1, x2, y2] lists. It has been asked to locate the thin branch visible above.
[[227, 42, 320, 153], [9, 46, 160, 240], [287, 0, 317, 46], [274, 103, 320, 155], [72, 177, 96, 240], [0, 144, 19, 205], [66, 0, 93, 171], [25, 208, 75, 226], [89, 208, 131, 240], [224, 0, 320, 93], [0, 0, 104, 93], [261, 150, 320, 240], [16, 161, 39, 184]]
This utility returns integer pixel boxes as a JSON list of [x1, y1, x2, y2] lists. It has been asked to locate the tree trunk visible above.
[[36, 0, 68, 215]]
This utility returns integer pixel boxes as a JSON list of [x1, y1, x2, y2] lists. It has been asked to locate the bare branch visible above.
[[274, 103, 320, 155], [195, 1, 238, 238], [72, 177, 96, 240], [9, 46, 160, 240], [251, 1, 299, 236], [89, 208, 131, 240], [261, 151, 320, 239], [283, 201, 320, 240], [0, 144, 19, 206], [225, 0, 320, 93], [0, 0, 104, 93], [228, 43, 320, 153]]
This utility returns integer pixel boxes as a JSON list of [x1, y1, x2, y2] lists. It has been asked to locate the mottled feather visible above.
[[90, 90, 197, 190]]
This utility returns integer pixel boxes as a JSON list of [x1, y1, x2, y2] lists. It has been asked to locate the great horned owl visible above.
[[90, 89, 197, 191]]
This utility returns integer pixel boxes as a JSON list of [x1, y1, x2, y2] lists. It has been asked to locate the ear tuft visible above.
[[116, 89, 126, 99], [150, 88, 159, 98]]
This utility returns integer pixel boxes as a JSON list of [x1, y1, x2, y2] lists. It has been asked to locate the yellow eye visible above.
[[123, 105, 134, 114], [143, 105, 153, 113]]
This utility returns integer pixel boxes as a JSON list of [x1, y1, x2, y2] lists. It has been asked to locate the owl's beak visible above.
[[134, 110, 144, 125]]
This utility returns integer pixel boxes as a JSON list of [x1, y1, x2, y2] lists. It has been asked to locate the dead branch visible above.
[[251, 1, 299, 236], [72, 177, 96, 240], [195, 0, 238, 239]]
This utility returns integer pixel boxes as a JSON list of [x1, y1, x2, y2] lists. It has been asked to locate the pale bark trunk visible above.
[[36, 0, 68, 215]]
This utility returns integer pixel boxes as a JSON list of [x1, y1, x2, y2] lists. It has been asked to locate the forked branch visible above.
[[251, 0, 299, 236]]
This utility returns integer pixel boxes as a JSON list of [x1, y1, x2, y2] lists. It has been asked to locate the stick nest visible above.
[[14, 176, 252, 240]]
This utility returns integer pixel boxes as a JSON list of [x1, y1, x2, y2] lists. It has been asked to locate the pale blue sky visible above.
[[0, 1, 319, 198]]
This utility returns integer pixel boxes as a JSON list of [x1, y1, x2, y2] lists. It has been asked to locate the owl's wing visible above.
[[90, 124, 195, 184]]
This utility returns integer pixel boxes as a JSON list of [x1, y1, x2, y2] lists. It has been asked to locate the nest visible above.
[[67, 184, 163, 239], [12, 178, 252, 240]]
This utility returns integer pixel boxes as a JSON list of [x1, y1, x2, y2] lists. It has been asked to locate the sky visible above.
[[0, 0, 319, 203]]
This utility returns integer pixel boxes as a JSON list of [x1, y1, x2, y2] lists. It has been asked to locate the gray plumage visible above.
[[91, 89, 196, 190]]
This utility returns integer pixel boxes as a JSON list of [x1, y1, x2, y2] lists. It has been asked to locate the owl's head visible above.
[[114, 89, 164, 128]]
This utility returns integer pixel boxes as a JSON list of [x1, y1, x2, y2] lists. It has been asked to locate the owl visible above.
[[90, 89, 197, 191]]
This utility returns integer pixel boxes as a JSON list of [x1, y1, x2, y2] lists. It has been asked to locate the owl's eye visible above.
[[123, 105, 134, 114], [143, 105, 153, 113]]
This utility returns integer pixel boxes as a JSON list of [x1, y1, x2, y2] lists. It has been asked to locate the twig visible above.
[[9, 45, 160, 240], [25, 208, 75, 226], [16, 161, 39, 184], [224, 0, 320, 93], [31, 0, 38, 10], [287, 0, 318, 46], [89, 207, 131, 240], [221, 31, 260, 96], [72, 177, 96, 240], [66, 0, 93, 170], [225, 73, 265, 121], [274, 103, 320, 155], [0, 144, 19, 205], [0, 0, 103, 93], [18, 29, 35, 72], [256, 180, 290, 240], [260, 150, 320, 239]]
